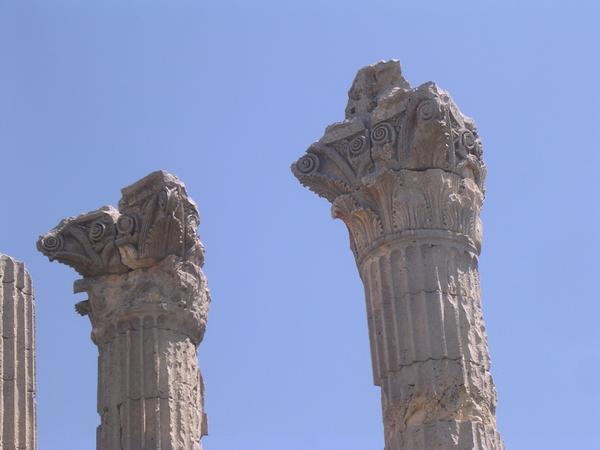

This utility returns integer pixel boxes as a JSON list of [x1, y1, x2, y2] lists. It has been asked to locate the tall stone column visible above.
[[37, 171, 210, 450], [292, 61, 503, 449], [0, 254, 36, 450]]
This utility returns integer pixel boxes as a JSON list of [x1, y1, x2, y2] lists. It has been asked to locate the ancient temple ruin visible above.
[[292, 60, 503, 449], [0, 254, 36, 450], [37, 171, 210, 450]]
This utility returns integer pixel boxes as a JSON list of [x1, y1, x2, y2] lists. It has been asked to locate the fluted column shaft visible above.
[[96, 321, 203, 450], [359, 234, 501, 449], [96, 322, 203, 450], [0, 254, 36, 450]]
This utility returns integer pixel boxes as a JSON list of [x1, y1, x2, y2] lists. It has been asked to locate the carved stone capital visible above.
[[331, 169, 483, 262], [37, 171, 203, 278], [292, 61, 485, 260]]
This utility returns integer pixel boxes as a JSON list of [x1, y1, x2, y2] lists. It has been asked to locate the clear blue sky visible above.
[[1, 1, 599, 449]]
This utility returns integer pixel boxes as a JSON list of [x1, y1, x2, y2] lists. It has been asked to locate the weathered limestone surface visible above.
[[292, 61, 503, 449], [0, 254, 36, 450], [37, 171, 210, 450]]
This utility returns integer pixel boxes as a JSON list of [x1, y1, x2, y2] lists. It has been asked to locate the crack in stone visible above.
[[384, 356, 489, 372]]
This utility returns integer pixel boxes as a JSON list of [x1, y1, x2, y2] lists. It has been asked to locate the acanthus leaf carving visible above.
[[332, 194, 384, 256], [392, 183, 430, 231]]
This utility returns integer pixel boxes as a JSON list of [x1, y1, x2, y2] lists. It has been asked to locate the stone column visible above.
[[37, 171, 210, 450], [292, 61, 503, 449], [0, 254, 36, 450]]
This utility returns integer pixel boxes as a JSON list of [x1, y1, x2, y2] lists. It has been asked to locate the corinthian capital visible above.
[[292, 60, 486, 259], [37, 171, 204, 277]]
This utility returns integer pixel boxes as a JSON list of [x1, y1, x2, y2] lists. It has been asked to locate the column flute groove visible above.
[[292, 60, 503, 449]]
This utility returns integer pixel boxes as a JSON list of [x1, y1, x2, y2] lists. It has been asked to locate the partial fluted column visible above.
[[37, 171, 210, 450], [0, 254, 36, 450], [292, 61, 503, 449]]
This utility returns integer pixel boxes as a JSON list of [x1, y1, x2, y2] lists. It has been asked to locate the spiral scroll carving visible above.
[[371, 122, 395, 145], [297, 153, 319, 174], [89, 222, 106, 242], [42, 234, 63, 252], [349, 135, 366, 156]]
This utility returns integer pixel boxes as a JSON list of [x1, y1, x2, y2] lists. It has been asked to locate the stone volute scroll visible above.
[[292, 61, 503, 449], [37, 171, 210, 450]]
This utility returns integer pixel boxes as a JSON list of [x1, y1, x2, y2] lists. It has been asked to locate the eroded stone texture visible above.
[[37, 171, 210, 450], [292, 61, 503, 449], [0, 254, 36, 450]]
